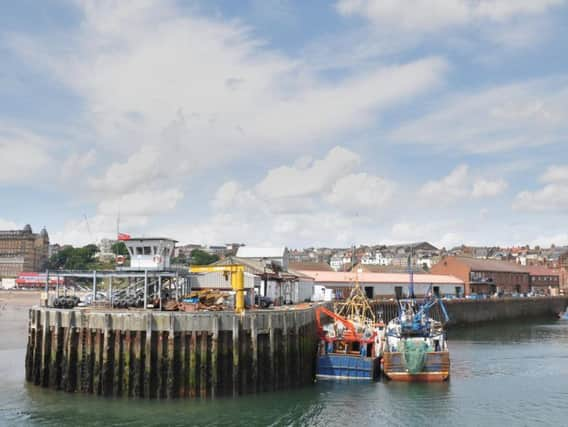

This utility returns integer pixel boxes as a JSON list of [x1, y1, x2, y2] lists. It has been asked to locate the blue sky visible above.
[[1, 0, 568, 249]]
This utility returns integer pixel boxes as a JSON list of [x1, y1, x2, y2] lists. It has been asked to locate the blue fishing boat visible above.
[[315, 272, 384, 380]]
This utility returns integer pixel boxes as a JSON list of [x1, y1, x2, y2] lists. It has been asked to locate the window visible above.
[[136, 247, 143, 255], [395, 286, 403, 299], [143, 246, 152, 255], [153, 246, 158, 255]]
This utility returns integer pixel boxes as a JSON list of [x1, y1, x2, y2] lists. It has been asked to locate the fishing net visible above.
[[399, 340, 429, 374]]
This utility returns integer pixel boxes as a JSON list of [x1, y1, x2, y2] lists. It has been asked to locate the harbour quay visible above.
[[25, 306, 317, 399]]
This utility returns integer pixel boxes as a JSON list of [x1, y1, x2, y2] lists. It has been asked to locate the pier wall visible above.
[[25, 307, 318, 399], [372, 296, 568, 325]]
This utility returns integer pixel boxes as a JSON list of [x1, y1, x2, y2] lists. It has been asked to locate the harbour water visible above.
[[1, 301, 568, 426]]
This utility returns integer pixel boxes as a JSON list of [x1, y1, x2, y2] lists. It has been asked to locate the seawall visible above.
[[372, 296, 568, 325], [25, 307, 317, 399]]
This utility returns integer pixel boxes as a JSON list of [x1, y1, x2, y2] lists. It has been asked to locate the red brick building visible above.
[[431, 256, 529, 295], [523, 265, 560, 294]]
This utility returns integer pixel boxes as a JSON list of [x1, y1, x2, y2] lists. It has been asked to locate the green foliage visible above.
[[47, 244, 100, 270], [111, 241, 129, 257], [171, 252, 188, 265], [190, 249, 219, 265]]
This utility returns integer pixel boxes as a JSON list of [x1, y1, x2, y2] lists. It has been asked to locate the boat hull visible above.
[[317, 353, 378, 380], [382, 351, 450, 382]]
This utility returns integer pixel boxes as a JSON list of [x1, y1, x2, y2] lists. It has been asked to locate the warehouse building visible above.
[[296, 270, 464, 300]]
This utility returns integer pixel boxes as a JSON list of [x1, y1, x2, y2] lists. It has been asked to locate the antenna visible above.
[[83, 214, 94, 244], [408, 247, 415, 299]]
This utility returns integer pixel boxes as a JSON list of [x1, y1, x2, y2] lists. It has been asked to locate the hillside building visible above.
[[0, 225, 49, 278]]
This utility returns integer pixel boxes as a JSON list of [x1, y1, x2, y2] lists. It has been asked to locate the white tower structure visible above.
[[124, 238, 177, 270]]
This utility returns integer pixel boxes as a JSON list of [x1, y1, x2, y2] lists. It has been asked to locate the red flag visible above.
[[117, 233, 131, 241]]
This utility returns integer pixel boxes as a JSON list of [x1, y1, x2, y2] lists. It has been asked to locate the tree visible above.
[[111, 241, 129, 257], [46, 244, 100, 270], [171, 252, 188, 265], [190, 249, 219, 265]]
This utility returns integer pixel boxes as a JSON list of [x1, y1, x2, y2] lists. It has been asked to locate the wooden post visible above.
[[123, 331, 131, 397], [49, 311, 61, 389], [268, 314, 275, 391], [156, 331, 164, 398], [135, 331, 143, 397], [251, 315, 258, 394], [200, 331, 207, 399], [113, 329, 122, 396], [167, 315, 175, 399], [63, 311, 76, 391], [41, 310, 50, 387], [210, 316, 219, 399], [283, 314, 289, 389], [102, 314, 112, 396], [232, 316, 239, 397], [294, 312, 302, 385], [144, 313, 152, 398], [93, 329, 102, 395], [25, 310, 35, 382], [189, 331, 197, 398]]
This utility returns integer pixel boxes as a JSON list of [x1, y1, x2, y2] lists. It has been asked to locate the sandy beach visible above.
[[0, 290, 40, 350]]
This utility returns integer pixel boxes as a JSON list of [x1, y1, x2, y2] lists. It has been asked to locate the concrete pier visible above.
[[25, 307, 318, 399]]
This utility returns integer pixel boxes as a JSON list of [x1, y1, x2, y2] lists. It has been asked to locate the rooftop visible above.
[[451, 256, 528, 273], [297, 270, 464, 285]]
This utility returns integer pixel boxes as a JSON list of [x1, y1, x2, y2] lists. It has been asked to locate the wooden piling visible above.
[[210, 316, 219, 399], [200, 331, 208, 399], [232, 316, 239, 397], [189, 331, 197, 398], [167, 315, 175, 399], [144, 314, 152, 399], [250, 315, 258, 394], [26, 305, 323, 400]]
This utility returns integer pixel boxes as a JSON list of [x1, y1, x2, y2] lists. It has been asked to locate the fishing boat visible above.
[[382, 264, 451, 382], [315, 274, 384, 380]]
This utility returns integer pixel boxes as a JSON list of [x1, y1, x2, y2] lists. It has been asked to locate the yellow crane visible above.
[[189, 264, 246, 313]]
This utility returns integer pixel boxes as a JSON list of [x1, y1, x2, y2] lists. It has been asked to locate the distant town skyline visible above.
[[1, 1, 568, 248]]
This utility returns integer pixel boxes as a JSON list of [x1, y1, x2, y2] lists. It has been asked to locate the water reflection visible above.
[[1, 319, 568, 426]]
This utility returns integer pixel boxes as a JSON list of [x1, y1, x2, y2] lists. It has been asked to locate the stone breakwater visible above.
[[25, 307, 318, 399], [372, 296, 568, 325]]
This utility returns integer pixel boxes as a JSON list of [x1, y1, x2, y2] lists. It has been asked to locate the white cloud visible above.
[[540, 165, 568, 183], [390, 78, 568, 154], [8, 0, 448, 243], [472, 178, 508, 198], [97, 189, 183, 216], [336, 0, 564, 32], [61, 149, 97, 180], [0, 125, 53, 184], [326, 172, 395, 212], [514, 165, 568, 212], [255, 146, 360, 199], [421, 164, 470, 202], [530, 233, 568, 247], [182, 146, 395, 245], [0, 218, 20, 230], [421, 164, 507, 203]]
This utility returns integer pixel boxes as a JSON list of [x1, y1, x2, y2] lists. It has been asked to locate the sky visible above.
[[1, 0, 568, 249]]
